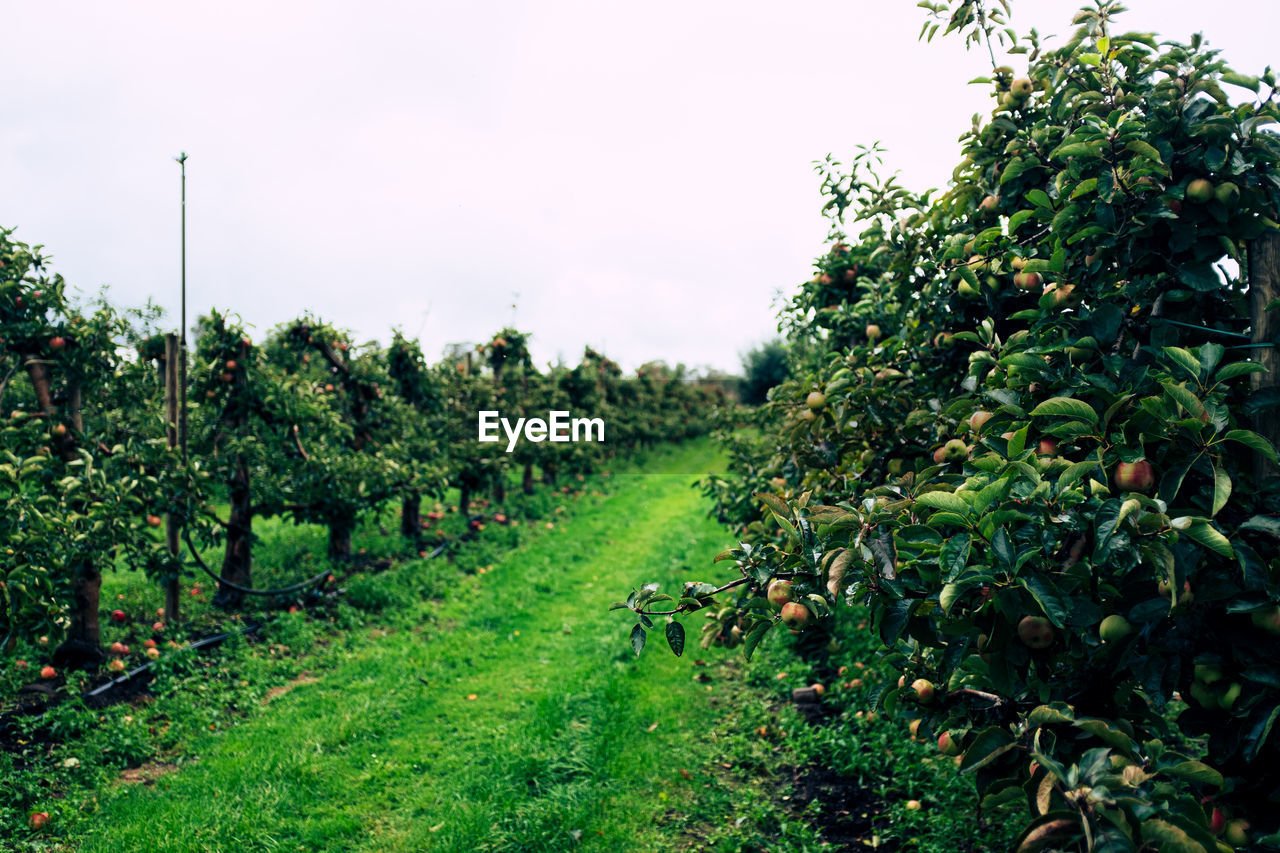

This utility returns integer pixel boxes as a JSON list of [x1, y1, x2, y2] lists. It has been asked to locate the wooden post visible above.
[[164, 333, 181, 622], [1251, 233, 1280, 484]]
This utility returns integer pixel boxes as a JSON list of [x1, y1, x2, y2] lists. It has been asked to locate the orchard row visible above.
[[1, 229, 725, 669], [623, 3, 1280, 851]]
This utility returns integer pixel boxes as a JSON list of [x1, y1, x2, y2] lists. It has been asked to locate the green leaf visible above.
[[959, 727, 1017, 774], [1057, 459, 1097, 492], [1141, 819, 1210, 853], [1019, 575, 1069, 628], [1126, 139, 1164, 165], [1161, 381, 1206, 420], [1212, 465, 1232, 517], [609, 601, 632, 612], [1162, 346, 1202, 381], [1223, 429, 1279, 463], [630, 624, 646, 656], [915, 491, 970, 515], [1007, 424, 1029, 458], [1069, 178, 1098, 199], [1184, 519, 1234, 558], [940, 533, 971, 582], [665, 620, 685, 657], [1215, 361, 1266, 382], [1025, 189, 1053, 209], [742, 621, 771, 662], [1162, 761, 1224, 786], [1029, 397, 1098, 426]]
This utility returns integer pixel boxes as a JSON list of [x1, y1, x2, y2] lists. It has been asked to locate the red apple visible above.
[[111, 609, 126, 623], [15, 659, 27, 669], [49, 336, 66, 350], [969, 410, 993, 433], [146, 514, 162, 527], [28, 812, 49, 830], [40, 665, 56, 679], [1017, 616, 1054, 649], [1210, 806, 1227, 836], [1114, 460, 1155, 492], [1036, 438, 1058, 457], [779, 601, 811, 630], [108, 659, 126, 672], [153, 621, 164, 631], [938, 731, 962, 755], [767, 579, 794, 608], [911, 678, 936, 704]]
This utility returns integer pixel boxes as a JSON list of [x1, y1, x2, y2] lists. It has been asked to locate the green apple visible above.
[[1099, 614, 1132, 642], [1017, 616, 1054, 649], [1186, 178, 1215, 203]]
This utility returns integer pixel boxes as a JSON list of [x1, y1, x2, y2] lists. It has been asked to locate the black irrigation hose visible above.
[[82, 621, 265, 699], [81, 541, 450, 700], [183, 529, 334, 597]]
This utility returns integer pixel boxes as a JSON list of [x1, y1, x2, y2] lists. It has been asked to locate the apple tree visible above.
[[619, 4, 1280, 849]]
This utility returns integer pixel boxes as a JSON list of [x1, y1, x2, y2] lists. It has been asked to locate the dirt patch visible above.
[[120, 761, 180, 785], [790, 763, 894, 850], [261, 671, 317, 704]]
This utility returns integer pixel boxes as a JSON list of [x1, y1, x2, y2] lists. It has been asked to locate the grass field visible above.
[[3, 440, 1017, 852]]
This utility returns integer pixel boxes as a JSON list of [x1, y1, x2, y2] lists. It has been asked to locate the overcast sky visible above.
[[3, 1, 1274, 374]]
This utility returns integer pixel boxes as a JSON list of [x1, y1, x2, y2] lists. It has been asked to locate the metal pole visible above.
[[175, 152, 189, 463]]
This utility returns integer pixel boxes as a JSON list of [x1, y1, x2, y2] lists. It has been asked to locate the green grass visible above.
[[4, 439, 1015, 852], [68, 441, 811, 852]]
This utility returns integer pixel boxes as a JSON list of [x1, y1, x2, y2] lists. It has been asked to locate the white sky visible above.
[[3, 1, 1275, 374]]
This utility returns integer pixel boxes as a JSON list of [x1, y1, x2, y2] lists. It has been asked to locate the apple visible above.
[[969, 411, 993, 433], [111, 609, 126, 623], [1194, 663, 1224, 685], [1210, 807, 1227, 836], [109, 641, 126, 654], [324, 383, 335, 392], [1043, 283, 1078, 308], [1214, 181, 1240, 208], [1217, 682, 1242, 710], [40, 665, 56, 679], [1224, 818, 1251, 846], [28, 812, 49, 830], [143, 639, 157, 649], [51, 423, 67, 438], [153, 621, 164, 631], [938, 731, 962, 755], [942, 439, 969, 463], [37, 635, 49, 646], [1249, 605, 1280, 635], [932, 446, 947, 464], [908, 719, 923, 737], [1186, 178, 1215, 203], [226, 359, 238, 370], [865, 324, 882, 342], [810, 683, 825, 697], [1113, 460, 1155, 492], [767, 579, 794, 608], [146, 514, 162, 527], [15, 659, 27, 669], [146, 648, 161, 660], [1036, 438, 1058, 457], [1099, 614, 1132, 642], [1017, 616, 1054, 649], [108, 659, 126, 672], [905, 799, 922, 811], [979, 194, 999, 213], [779, 601, 811, 630], [911, 678, 936, 704], [1010, 78, 1034, 99], [1013, 272, 1042, 291], [49, 336, 66, 350], [805, 391, 826, 410]]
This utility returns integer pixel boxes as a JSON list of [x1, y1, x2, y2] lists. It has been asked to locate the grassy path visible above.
[[78, 442, 749, 852]]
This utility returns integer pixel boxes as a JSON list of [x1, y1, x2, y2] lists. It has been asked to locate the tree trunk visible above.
[[459, 482, 471, 516], [493, 477, 506, 504], [401, 494, 422, 538], [522, 461, 535, 495], [215, 459, 252, 608], [54, 565, 104, 668], [542, 462, 556, 487], [328, 516, 355, 561], [1250, 232, 1280, 484]]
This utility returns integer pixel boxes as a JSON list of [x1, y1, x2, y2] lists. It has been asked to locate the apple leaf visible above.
[[629, 624, 646, 657], [741, 621, 771, 662], [665, 621, 685, 657], [1184, 519, 1234, 558], [959, 726, 1017, 774], [1212, 465, 1232, 517], [1029, 397, 1098, 426], [1222, 429, 1278, 463], [915, 491, 970, 515]]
